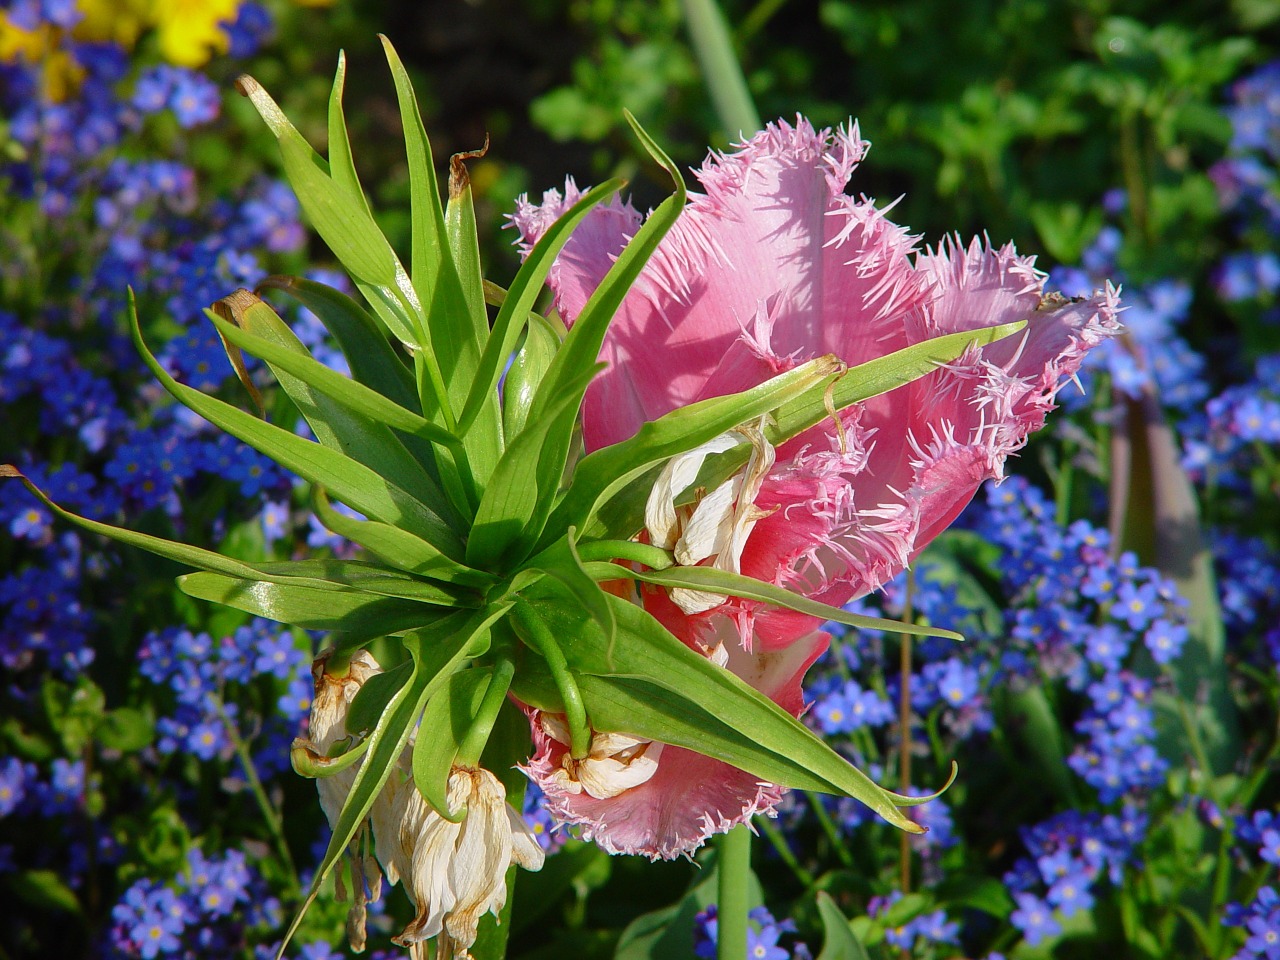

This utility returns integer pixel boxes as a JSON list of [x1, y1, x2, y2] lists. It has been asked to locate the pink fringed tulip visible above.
[[512, 117, 1121, 858]]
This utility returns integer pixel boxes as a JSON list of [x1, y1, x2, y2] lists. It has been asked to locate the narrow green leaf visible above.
[[311, 488, 490, 586], [458, 178, 624, 437], [378, 35, 482, 459], [379, 37, 472, 366], [210, 307, 456, 446], [254, 276, 473, 512], [504, 116, 685, 554], [256, 276, 419, 412], [178, 572, 449, 632], [326, 51, 373, 219], [1, 465, 467, 606], [237, 74, 437, 400], [445, 144, 491, 348], [590, 562, 964, 641], [514, 588, 932, 830], [412, 667, 490, 820], [208, 302, 458, 532], [772, 320, 1028, 443], [520, 528, 616, 647], [129, 294, 464, 556], [502, 314, 559, 439], [251, 559, 473, 605]]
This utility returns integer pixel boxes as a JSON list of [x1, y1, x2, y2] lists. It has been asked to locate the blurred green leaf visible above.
[[815, 892, 870, 960]]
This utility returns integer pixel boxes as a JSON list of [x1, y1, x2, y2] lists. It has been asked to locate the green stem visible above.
[[717, 825, 752, 960], [679, 0, 762, 137], [512, 603, 592, 760], [898, 569, 915, 895], [576, 538, 673, 570], [455, 656, 516, 769], [213, 695, 299, 895]]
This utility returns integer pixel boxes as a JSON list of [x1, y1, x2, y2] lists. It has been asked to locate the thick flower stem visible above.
[[512, 603, 592, 760], [455, 655, 516, 769], [717, 824, 751, 960]]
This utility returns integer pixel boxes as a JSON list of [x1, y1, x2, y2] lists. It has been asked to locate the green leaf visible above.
[[208, 301, 458, 531], [96, 707, 154, 753], [502, 314, 559, 439], [412, 667, 491, 819], [520, 527, 616, 649], [546, 355, 839, 545], [256, 277, 418, 413], [256, 275, 448, 493], [467, 363, 602, 570], [128, 294, 464, 556], [346, 660, 414, 738], [590, 562, 963, 641], [311, 488, 489, 586], [445, 145, 489, 339], [815, 892, 871, 960], [178, 571, 449, 632], [210, 303, 457, 447], [458, 178, 624, 438], [380, 37, 479, 392], [513, 589, 939, 829], [2, 465, 462, 602], [282, 605, 509, 957], [237, 74, 446, 417], [326, 52, 373, 220], [14, 869, 82, 916], [514, 115, 686, 555]]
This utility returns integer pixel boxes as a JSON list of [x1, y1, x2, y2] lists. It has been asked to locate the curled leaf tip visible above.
[[0, 464, 22, 479], [449, 134, 490, 199]]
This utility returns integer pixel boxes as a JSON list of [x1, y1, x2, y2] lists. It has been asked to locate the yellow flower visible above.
[[148, 0, 239, 67], [73, 0, 149, 50]]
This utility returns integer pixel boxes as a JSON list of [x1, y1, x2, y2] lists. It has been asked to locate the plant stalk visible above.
[[717, 824, 752, 960]]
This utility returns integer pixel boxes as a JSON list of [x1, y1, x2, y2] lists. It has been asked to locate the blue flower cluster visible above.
[[867, 891, 960, 953], [137, 622, 312, 773], [108, 847, 281, 959], [693, 903, 811, 960], [796, 475, 1197, 948], [1003, 806, 1145, 945], [0, 0, 305, 683]]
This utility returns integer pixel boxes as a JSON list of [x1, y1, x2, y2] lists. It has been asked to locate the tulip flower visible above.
[[512, 116, 1121, 857]]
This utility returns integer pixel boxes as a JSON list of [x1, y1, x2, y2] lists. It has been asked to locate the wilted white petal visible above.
[[673, 475, 740, 566], [645, 433, 739, 549]]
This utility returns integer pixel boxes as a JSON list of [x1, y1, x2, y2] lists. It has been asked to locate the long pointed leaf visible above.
[[515, 587, 935, 831], [209, 299, 457, 531], [589, 562, 963, 641], [467, 364, 602, 569], [209, 309, 457, 447], [544, 356, 839, 547], [256, 275, 446, 491], [326, 51, 373, 219], [457, 178, 624, 436], [128, 294, 464, 556], [178, 572, 447, 632], [311, 488, 489, 586]]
